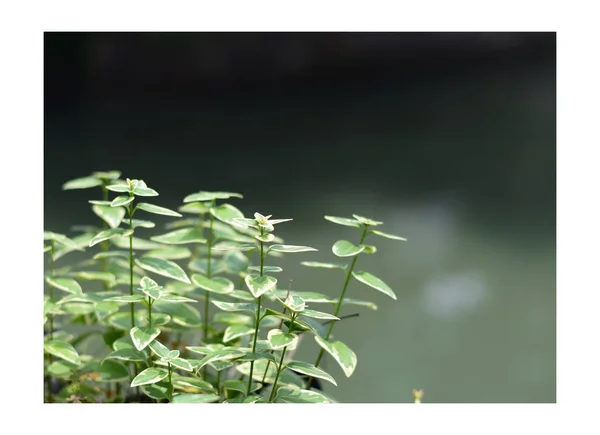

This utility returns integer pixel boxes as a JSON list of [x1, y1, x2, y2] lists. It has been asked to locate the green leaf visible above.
[[112, 236, 164, 250], [72, 271, 117, 285], [231, 218, 259, 230], [104, 294, 145, 303], [192, 274, 234, 294], [222, 251, 250, 275], [106, 184, 131, 193], [211, 301, 256, 312], [233, 352, 277, 364], [131, 367, 169, 387], [169, 357, 193, 372], [248, 265, 282, 273], [111, 195, 134, 207], [172, 375, 216, 393], [211, 203, 244, 224], [92, 204, 126, 229], [45, 277, 82, 295], [269, 244, 317, 253], [89, 228, 133, 247], [172, 394, 220, 403], [370, 229, 407, 241], [223, 325, 255, 343], [136, 203, 182, 217], [160, 294, 197, 303], [267, 329, 298, 350], [255, 233, 275, 243], [178, 202, 210, 215], [324, 215, 361, 228], [47, 361, 76, 379], [183, 191, 243, 202], [142, 382, 173, 401], [130, 219, 156, 229], [92, 170, 121, 180], [300, 261, 347, 270], [283, 295, 306, 312], [343, 298, 378, 310], [151, 228, 206, 245], [135, 256, 191, 284], [139, 276, 162, 298], [43, 232, 82, 251], [352, 214, 383, 226], [361, 244, 377, 254], [194, 349, 247, 370], [223, 380, 262, 394], [245, 274, 277, 298], [130, 326, 161, 351], [276, 386, 332, 403], [286, 361, 337, 386], [153, 302, 202, 327], [93, 250, 129, 260], [332, 240, 365, 257], [105, 348, 147, 362], [133, 185, 159, 197], [148, 340, 170, 358], [212, 242, 258, 252], [314, 336, 357, 377], [352, 271, 397, 300], [300, 309, 339, 321], [62, 176, 103, 190], [44, 340, 81, 365], [98, 360, 130, 382], [44, 245, 52, 253], [147, 246, 191, 260]]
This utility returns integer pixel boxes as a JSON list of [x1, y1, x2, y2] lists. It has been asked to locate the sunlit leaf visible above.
[[332, 240, 365, 257], [352, 271, 397, 300], [92, 204, 126, 229], [62, 176, 103, 190], [324, 215, 361, 228], [245, 274, 277, 298], [44, 340, 81, 365], [106, 184, 131, 193], [133, 185, 159, 197], [111, 195, 134, 207], [131, 367, 168, 387], [314, 336, 357, 377], [45, 277, 82, 295], [136, 203, 182, 217], [89, 228, 133, 247], [172, 393, 220, 403], [135, 257, 191, 284]]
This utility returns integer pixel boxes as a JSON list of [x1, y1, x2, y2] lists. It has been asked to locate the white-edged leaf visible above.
[[211, 242, 258, 251], [160, 294, 197, 303], [104, 294, 145, 303], [92, 204, 126, 229], [133, 185, 159, 197], [269, 244, 317, 253], [211, 203, 244, 224], [352, 271, 397, 300], [45, 277, 82, 295], [192, 274, 234, 294], [223, 325, 255, 343], [136, 203, 182, 217], [151, 228, 206, 245], [324, 215, 361, 228], [131, 219, 156, 229], [286, 361, 337, 386], [332, 240, 365, 257], [300, 309, 339, 321], [62, 176, 103, 190], [352, 214, 383, 226], [44, 340, 81, 365], [245, 274, 277, 298], [105, 348, 147, 362], [172, 393, 220, 403], [135, 256, 191, 283], [183, 191, 243, 202], [267, 329, 298, 350], [370, 229, 407, 241], [169, 357, 193, 372], [89, 228, 133, 247], [131, 367, 169, 387], [276, 386, 332, 403], [106, 184, 131, 193], [130, 326, 161, 351], [148, 340, 170, 358], [194, 349, 247, 370], [314, 336, 357, 377], [111, 195, 134, 207], [300, 261, 347, 270], [211, 301, 256, 313]]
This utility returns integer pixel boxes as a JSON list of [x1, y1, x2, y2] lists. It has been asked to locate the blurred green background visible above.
[[44, 32, 555, 402]]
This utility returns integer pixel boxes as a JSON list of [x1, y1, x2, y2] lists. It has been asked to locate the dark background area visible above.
[[44, 32, 556, 402]]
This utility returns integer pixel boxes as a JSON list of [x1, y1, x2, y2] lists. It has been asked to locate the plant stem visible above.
[[168, 363, 173, 402], [216, 370, 222, 398], [128, 200, 135, 329], [203, 199, 216, 341], [100, 183, 110, 290], [247, 237, 265, 395], [307, 224, 369, 389], [268, 313, 296, 402], [148, 298, 152, 329], [261, 281, 292, 383], [46, 240, 56, 403]]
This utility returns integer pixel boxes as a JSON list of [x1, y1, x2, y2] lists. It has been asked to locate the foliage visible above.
[[44, 171, 408, 403]]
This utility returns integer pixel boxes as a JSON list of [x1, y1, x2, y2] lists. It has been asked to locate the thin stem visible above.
[[128, 200, 135, 329], [168, 363, 173, 403], [261, 280, 292, 383], [203, 199, 216, 341], [247, 237, 265, 395], [216, 370, 222, 398], [100, 183, 110, 290], [46, 240, 56, 403], [148, 298, 152, 329], [307, 225, 369, 389], [268, 313, 296, 402]]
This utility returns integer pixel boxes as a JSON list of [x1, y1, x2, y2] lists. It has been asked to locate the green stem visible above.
[[168, 363, 173, 403], [46, 240, 56, 403], [268, 313, 296, 402], [203, 200, 216, 341], [216, 370, 222, 398], [307, 225, 369, 389], [148, 298, 152, 329], [128, 200, 135, 329], [100, 183, 110, 290], [247, 237, 265, 395], [261, 281, 292, 384]]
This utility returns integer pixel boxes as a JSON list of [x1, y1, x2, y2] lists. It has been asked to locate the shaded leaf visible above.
[[62, 176, 103, 190], [211, 203, 244, 224]]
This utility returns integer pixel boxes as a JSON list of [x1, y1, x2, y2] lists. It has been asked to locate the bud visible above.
[[412, 389, 423, 403]]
